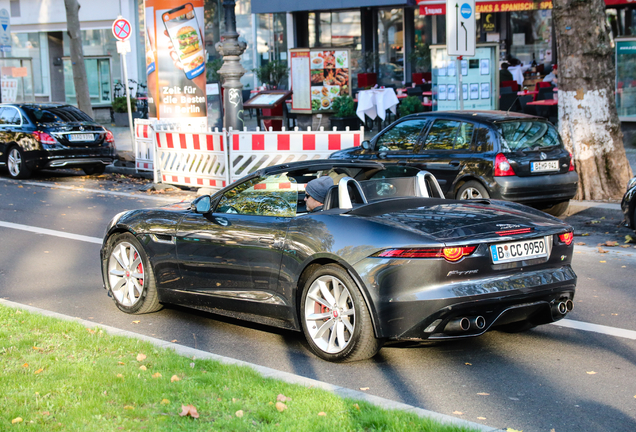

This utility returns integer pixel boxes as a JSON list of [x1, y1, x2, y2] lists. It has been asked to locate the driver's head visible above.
[[304, 176, 333, 212]]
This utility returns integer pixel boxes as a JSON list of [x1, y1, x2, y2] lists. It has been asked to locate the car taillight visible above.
[[568, 152, 575, 172], [105, 130, 115, 145], [33, 131, 57, 146], [375, 246, 477, 262], [494, 153, 515, 177], [558, 232, 574, 246]]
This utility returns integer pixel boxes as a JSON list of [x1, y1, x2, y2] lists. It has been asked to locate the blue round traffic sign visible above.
[[460, 4, 472, 19]]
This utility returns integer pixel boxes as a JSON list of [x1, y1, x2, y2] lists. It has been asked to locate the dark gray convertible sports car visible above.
[[100, 160, 577, 362]]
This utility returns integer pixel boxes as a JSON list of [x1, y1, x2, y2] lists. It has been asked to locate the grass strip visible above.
[[0, 304, 480, 431]]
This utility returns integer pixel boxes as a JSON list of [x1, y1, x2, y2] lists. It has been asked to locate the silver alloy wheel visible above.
[[108, 241, 145, 307], [304, 275, 355, 354], [7, 148, 22, 177], [459, 186, 484, 199]]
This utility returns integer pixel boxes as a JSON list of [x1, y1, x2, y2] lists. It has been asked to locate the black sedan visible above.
[[100, 160, 577, 362], [621, 175, 636, 231], [0, 103, 116, 179], [330, 111, 578, 216]]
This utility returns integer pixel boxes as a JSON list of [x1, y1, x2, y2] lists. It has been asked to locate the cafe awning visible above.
[[418, 0, 632, 15]]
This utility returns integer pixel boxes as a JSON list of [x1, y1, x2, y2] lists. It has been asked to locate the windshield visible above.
[[496, 121, 562, 152], [22, 105, 93, 124]]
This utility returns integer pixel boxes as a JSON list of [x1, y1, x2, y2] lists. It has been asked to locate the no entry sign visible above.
[[112, 17, 132, 41]]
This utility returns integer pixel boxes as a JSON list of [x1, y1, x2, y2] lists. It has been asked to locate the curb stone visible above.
[[0, 299, 503, 432]]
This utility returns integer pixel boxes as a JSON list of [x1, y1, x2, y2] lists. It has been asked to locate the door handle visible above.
[[449, 160, 460, 166]]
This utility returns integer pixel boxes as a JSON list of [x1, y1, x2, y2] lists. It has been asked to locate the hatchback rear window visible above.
[[496, 121, 562, 152], [22, 105, 93, 124]]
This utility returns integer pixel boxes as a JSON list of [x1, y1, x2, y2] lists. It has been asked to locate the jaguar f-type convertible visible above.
[[100, 160, 577, 362]]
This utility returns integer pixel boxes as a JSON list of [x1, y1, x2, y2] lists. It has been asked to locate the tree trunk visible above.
[[553, 0, 633, 200], [64, 0, 93, 118]]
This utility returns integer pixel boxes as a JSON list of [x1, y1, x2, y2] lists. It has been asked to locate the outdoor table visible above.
[[527, 99, 558, 120], [518, 90, 539, 96], [356, 88, 399, 122], [422, 91, 432, 96], [527, 99, 558, 106]]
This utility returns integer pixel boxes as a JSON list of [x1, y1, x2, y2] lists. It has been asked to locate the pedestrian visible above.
[[500, 62, 514, 83], [543, 64, 558, 86], [304, 176, 333, 212]]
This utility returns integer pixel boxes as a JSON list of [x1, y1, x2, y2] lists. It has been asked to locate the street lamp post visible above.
[[215, 0, 247, 131]]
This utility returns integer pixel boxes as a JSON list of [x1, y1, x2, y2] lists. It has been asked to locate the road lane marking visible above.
[[551, 319, 636, 340], [0, 220, 102, 244], [3, 220, 636, 342], [0, 177, 185, 202]]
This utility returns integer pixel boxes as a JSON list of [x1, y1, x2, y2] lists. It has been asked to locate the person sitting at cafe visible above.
[[543, 64, 558, 86], [500, 63, 514, 83], [508, 58, 530, 87]]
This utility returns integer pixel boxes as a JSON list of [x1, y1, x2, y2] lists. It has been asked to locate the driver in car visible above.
[[304, 176, 333, 212]]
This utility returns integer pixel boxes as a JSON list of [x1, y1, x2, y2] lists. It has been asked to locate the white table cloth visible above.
[[356, 88, 400, 122]]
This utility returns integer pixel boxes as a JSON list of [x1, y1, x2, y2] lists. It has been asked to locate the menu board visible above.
[[290, 48, 351, 113]]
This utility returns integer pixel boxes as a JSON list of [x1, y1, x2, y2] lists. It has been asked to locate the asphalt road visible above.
[[1, 169, 635, 432]]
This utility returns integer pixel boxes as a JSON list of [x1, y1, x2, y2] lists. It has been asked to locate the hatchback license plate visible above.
[[531, 160, 559, 172], [490, 237, 548, 264], [69, 133, 95, 142]]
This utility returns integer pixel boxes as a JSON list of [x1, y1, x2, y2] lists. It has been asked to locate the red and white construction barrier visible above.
[[135, 120, 155, 171]]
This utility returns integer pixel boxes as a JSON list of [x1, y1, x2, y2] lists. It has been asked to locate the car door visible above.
[[175, 174, 297, 319], [360, 118, 431, 166], [0, 107, 22, 162], [409, 119, 475, 197]]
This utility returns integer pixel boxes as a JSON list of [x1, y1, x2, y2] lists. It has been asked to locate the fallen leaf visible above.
[[575, 242, 586, 246], [625, 235, 634, 243], [136, 353, 147, 362], [171, 375, 180, 382], [41, 411, 50, 416], [32, 346, 41, 350], [22, 363, 28, 368], [171, 339, 178, 343], [116, 374, 123, 378], [603, 240, 619, 247], [581, 233, 590, 236], [453, 411, 463, 415], [590, 220, 600, 224], [318, 412, 327, 416], [179, 404, 199, 418], [236, 410, 244, 417], [465, 362, 472, 365], [275, 402, 287, 412], [11, 417, 23, 424], [586, 371, 597, 375], [477, 392, 490, 396], [277, 394, 291, 402], [118, 362, 125, 365], [132, 320, 140, 324], [478, 416, 487, 420], [161, 399, 170, 405], [34, 368, 44, 374], [124, 405, 134, 410], [506, 429, 523, 432], [359, 387, 369, 391], [620, 245, 630, 248], [600, 261, 606, 263], [139, 365, 147, 371], [597, 247, 608, 254], [152, 372, 162, 378], [353, 403, 360, 410]]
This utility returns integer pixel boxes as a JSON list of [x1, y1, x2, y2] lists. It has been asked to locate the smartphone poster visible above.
[[145, 0, 206, 124]]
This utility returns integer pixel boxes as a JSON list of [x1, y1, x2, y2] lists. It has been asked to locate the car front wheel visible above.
[[7, 147, 32, 179], [300, 264, 383, 362], [104, 233, 162, 314]]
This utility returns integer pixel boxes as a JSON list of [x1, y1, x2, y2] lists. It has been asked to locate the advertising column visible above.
[[145, 0, 207, 127]]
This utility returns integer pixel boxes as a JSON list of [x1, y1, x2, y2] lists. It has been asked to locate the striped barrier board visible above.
[[135, 120, 155, 171]]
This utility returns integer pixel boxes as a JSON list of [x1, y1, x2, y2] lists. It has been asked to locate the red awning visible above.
[[418, 0, 633, 16]]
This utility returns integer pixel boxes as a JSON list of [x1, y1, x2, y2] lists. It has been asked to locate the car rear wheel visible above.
[[457, 181, 490, 200], [540, 200, 570, 217], [104, 233, 162, 314], [7, 147, 32, 179], [83, 164, 106, 175], [300, 264, 383, 362]]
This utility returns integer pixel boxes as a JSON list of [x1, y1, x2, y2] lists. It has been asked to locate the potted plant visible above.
[[252, 60, 289, 89], [398, 96, 424, 117], [356, 52, 378, 89], [112, 96, 137, 127], [409, 43, 431, 84], [329, 95, 359, 130]]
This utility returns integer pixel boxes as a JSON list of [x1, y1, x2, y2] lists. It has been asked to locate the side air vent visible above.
[[151, 234, 174, 244]]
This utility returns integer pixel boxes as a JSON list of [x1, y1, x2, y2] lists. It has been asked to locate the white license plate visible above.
[[490, 237, 548, 264], [531, 160, 559, 172], [68, 133, 95, 141]]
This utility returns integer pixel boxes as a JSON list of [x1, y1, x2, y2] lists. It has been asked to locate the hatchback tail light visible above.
[[494, 153, 515, 177], [558, 231, 574, 246], [104, 130, 115, 146], [33, 131, 58, 148], [375, 246, 477, 262], [568, 152, 575, 172]]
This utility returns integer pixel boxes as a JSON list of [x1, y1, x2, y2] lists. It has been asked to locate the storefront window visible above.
[[413, 8, 434, 75], [377, 8, 404, 87], [63, 58, 112, 106], [10, 32, 49, 96], [509, 10, 553, 66], [256, 13, 288, 77]]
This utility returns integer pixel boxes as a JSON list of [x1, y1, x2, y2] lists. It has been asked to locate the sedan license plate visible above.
[[68, 133, 95, 142], [490, 238, 548, 264], [531, 160, 559, 172]]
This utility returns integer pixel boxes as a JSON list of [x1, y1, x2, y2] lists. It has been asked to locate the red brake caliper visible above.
[[134, 252, 143, 287]]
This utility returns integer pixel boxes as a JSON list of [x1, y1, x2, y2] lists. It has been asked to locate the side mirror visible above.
[[193, 196, 212, 214], [361, 140, 372, 151]]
